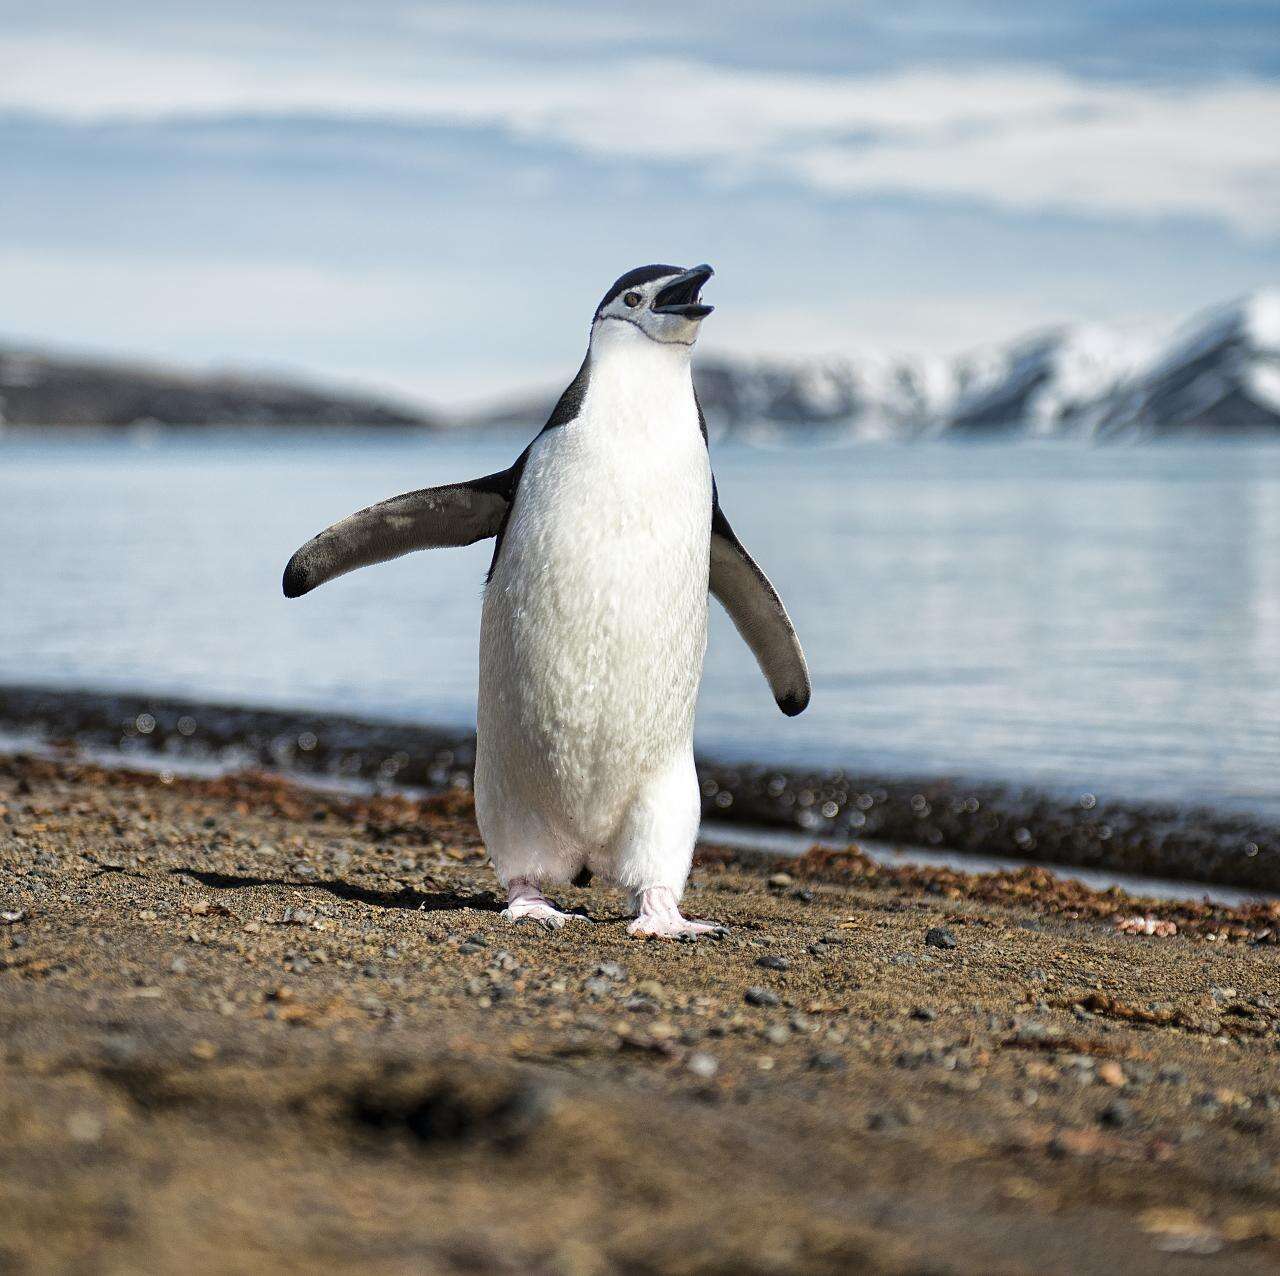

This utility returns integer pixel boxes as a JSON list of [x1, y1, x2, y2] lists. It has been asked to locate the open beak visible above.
[[652, 264, 714, 319]]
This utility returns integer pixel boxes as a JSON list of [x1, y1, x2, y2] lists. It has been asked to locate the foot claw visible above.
[[502, 902, 580, 929], [501, 879, 582, 929], [628, 887, 726, 940]]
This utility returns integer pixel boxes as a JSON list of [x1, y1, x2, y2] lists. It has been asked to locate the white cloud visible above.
[[2, 34, 1277, 235]]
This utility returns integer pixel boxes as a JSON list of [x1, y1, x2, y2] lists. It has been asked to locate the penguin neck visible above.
[[585, 319, 695, 406]]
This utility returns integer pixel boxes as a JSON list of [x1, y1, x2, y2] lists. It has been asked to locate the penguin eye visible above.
[[623, 291, 642, 308]]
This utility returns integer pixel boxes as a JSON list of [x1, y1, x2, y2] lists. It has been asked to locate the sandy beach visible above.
[[3, 749, 1280, 1274]]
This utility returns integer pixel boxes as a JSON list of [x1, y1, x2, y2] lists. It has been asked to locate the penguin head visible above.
[[591, 263, 714, 349]]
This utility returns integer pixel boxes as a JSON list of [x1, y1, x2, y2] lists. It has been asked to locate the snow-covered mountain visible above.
[[5, 290, 1276, 439], [477, 289, 1279, 441], [1093, 291, 1280, 438]]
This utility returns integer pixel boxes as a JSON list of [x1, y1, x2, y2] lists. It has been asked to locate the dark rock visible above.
[[925, 927, 958, 950], [755, 955, 790, 971], [808, 1051, 846, 1073], [1099, 1099, 1134, 1127], [745, 986, 781, 1008]]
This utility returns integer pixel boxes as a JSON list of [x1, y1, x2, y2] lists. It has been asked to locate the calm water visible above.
[[2, 429, 1278, 814]]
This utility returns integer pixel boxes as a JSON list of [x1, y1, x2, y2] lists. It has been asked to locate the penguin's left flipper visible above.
[[283, 471, 513, 598], [709, 504, 811, 716]]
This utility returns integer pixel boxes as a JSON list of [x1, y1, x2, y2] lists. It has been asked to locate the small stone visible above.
[[755, 955, 790, 971], [808, 1050, 845, 1073], [745, 986, 780, 1008], [138, 909, 157, 922], [458, 942, 485, 955], [763, 1024, 791, 1045], [1012, 1019, 1061, 1046], [583, 977, 612, 997], [463, 933, 488, 949], [925, 926, 958, 950], [169, 957, 188, 975], [910, 1006, 938, 1022], [190, 1040, 217, 1060], [636, 980, 666, 1000], [243, 920, 261, 934], [595, 961, 627, 982], [0, 910, 24, 924], [1097, 1061, 1126, 1087], [66, 1111, 104, 1143], [868, 1104, 920, 1132], [768, 873, 793, 888], [687, 1052, 719, 1079], [1100, 1098, 1134, 1127]]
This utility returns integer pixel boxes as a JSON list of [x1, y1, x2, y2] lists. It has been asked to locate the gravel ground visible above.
[[3, 751, 1280, 1275], [4, 683, 1275, 891]]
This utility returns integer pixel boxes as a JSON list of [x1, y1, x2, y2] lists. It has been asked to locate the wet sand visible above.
[[4, 751, 1280, 1273], [3, 683, 1277, 892]]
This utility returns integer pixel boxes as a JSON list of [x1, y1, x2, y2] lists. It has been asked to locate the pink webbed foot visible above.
[[501, 878, 584, 930], [627, 886, 726, 940]]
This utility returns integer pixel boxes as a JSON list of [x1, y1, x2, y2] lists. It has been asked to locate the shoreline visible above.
[[3, 749, 1280, 1273], [2, 681, 1276, 894]]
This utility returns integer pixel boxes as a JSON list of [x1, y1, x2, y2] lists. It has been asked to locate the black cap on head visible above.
[[595, 264, 683, 318]]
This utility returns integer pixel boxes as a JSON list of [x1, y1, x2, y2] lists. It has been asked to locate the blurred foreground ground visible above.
[[2, 752, 1280, 1275]]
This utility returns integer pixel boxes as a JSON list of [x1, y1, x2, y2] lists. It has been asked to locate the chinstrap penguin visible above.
[[283, 264, 810, 938]]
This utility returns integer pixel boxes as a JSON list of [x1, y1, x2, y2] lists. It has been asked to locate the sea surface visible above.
[[2, 428, 1278, 815]]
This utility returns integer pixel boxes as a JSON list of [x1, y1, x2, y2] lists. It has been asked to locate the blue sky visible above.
[[1, 1, 1277, 406]]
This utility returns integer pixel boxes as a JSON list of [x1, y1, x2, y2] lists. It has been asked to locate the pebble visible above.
[[636, 979, 666, 1000], [763, 1024, 791, 1046], [768, 873, 793, 888], [925, 926, 958, 950], [755, 955, 790, 971], [458, 942, 485, 955], [687, 1052, 719, 1079], [745, 986, 780, 1008], [1100, 1098, 1134, 1127], [808, 1050, 845, 1073], [582, 976, 613, 998], [595, 961, 627, 982], [868, 1102, 921, 1131], [1097, 1061, 1126, 1087], [910, 1006, 938, 1022]]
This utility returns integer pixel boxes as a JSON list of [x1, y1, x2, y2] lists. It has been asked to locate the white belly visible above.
[[476, 389, 711, 853]]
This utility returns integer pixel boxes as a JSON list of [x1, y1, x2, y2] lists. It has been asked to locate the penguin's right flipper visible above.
[[283, 471, 513, 597], [709, 502, 811, 717]]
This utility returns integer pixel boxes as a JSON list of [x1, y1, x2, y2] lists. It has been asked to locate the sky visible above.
[[1, 1, 1278, 408]]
